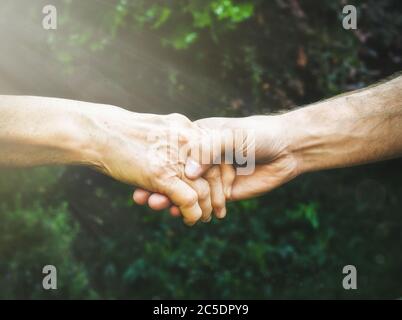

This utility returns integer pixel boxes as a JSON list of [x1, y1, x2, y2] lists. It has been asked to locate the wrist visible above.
[[78, 104, 161, 173], [260, 114, 304, 177], [277, 100, 340, 175], [57, 102, 108, 168], [276, 111, 308, 175]]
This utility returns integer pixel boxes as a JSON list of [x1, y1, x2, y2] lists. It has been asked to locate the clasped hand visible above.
[[94, 110, 299, 226]]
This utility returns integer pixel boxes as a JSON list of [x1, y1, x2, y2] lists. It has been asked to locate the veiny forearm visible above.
[[281, 75, 402, 173], [0, 96, 104, 167]]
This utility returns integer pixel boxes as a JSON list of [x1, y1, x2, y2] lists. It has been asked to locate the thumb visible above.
[[185, 158, 212, 179], [184, 130, 220, 179], [186, 118, 232, 179]]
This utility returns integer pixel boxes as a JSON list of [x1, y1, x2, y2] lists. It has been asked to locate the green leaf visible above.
[[211, 0, 254, 23], [152, 7, 172, 29], [164, 31, 199, 50]]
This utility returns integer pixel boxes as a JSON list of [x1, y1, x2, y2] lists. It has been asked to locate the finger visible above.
[[230, 170, 265, 201], [184, 177, 213, 223], [221, 164, 236, 200], [163, 177, 202, 226], [148, 193, 172, 211], [230, 165, 289, 201], [184, 158, 206, 179], [205, 166, 226, 219], [170, 206, 181, 217], [185, 129, 222, 179], [133, 188, 151, 205], [189, 121, 237, 178]]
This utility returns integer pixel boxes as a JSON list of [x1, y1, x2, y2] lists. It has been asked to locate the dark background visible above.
[[0, 0, 401, 299]]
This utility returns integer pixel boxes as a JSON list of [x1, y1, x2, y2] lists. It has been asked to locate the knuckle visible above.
[[212, 198, 225, 210], [183, 192, 198, 209], [205, 166, 221, 180], [168, 113, 191, 124], [197, 185, 210, 200], [178, 131, 190, 144], [150, 165, 166, 179]]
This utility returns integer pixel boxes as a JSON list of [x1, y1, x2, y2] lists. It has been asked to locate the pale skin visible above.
[[1, 75, 401, 225], [0, 96, 222, 225], [135, 74, 402, 216]]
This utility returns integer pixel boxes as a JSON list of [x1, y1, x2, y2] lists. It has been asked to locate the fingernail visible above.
[[184, 218, 196, 227], [216, 208, 226, 219], [185, 159, 202, 178], [202, 216, 212, 223]]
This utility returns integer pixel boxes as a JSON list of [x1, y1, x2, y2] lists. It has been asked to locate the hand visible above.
[[134, 164, 233, 219], [133, 115, 301, 216], [198, 116, 300, 201], [87, 106, 217, 225]]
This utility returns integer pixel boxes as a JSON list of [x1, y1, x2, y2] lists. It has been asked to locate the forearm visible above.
[[281, 75, 402, 174], [0, 96, 106, 167], [0, 96, 210, 224]]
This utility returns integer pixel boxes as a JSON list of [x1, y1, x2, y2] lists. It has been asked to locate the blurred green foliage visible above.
[[1, 0, 402, 299]]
